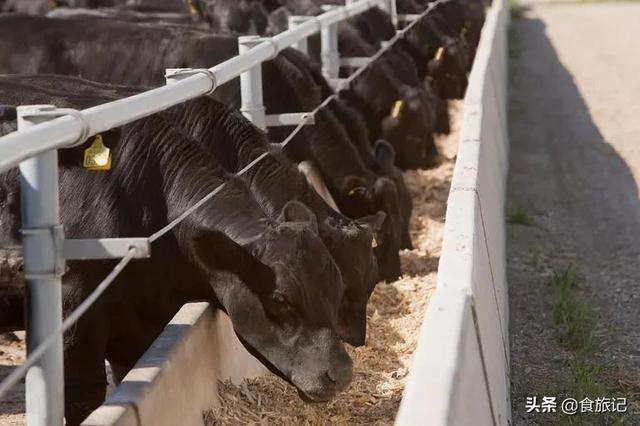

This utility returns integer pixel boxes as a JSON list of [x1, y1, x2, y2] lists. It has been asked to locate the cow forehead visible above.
[[265, 228, 343, 308]]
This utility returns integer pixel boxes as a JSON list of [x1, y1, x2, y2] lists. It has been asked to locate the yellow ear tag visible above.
[[348, 187, 368, 197], [83, 135, 112, 171], [435, 46, 445, 62], [187, 0, 199, 16], [371, 234, 378, 248], [391, 100, 404, 118]]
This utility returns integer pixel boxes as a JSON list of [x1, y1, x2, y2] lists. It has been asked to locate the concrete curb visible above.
[[395, 1, 510, 424], [82, 302, 266, 426]]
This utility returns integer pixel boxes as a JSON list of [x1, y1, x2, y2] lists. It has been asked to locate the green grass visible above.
[[527, 247, 545, 270], [549, 265, 594, 352], [509, 25, 524, 60], [566, 358, 609, 397], [509, 0, 527, 19], [545, 264, 638, 423], [507, 206, 536, 226]]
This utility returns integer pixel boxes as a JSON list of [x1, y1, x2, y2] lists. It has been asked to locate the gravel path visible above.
[[508, 1, 640, 422]]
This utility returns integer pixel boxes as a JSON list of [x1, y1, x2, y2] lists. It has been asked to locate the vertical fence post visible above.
[[238, 35, 267, 131], [320, 8, 340, 81], [386, 0, 398, 29], [287, 16, 310, 55], [18, 105, 66, 426]]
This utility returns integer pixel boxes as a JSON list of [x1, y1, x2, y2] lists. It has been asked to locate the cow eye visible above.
[[269, 292, 297, 322], [273, 292, 286, 304]]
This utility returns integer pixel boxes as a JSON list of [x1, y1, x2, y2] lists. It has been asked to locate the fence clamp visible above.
[[265, 112, 315, 127], [340, 57, 372, 68], [18, 105, 92, 147], [329, 78, 349, 92], [397, 13, 421, 23], [20, 225, 66, 279], [165, 68, 218, 96]]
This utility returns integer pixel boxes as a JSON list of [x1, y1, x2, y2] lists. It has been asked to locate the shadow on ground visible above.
[[508, 11, 640, 424]]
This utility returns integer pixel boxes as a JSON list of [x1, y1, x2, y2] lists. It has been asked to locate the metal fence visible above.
[[0, 1, 450, 424]]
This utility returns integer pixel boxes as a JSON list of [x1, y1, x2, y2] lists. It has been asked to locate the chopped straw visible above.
[[204, 102, 462, 426]]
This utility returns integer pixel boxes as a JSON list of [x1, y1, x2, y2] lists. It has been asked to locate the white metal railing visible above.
[[0, 1, 450, 424]]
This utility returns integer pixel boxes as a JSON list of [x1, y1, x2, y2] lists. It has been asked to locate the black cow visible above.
[[46, 7, 203, 26], [192, 0, 269, 33], [1, 0, 56, 14], [395, 0, 473, 98], [0, 71, 386, 347], [420, 0, 486, 61], [266, 3, 439, 170], [343, 0, 472, 99], [312, 2, 451, 133], [0, 76, 353, 424], [0, 16, 408, 277], [45, 0, 269, 33], [278, 47, 414, 250], [162, 96, 388, 342]]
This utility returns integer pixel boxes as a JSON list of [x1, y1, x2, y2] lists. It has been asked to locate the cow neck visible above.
[[170, 99, 266, 173], [115, 115, 222, 222], [307, 109, 374, 187]]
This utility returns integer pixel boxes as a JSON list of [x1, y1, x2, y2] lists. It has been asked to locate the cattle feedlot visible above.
[[0, 0, 530, 424]]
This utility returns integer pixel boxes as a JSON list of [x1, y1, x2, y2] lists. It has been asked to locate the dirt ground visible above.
[[508, 1, 640, 423], [0, 103, 461, 425], [0, 332, 25, 426], [206, 102, 461, 425]]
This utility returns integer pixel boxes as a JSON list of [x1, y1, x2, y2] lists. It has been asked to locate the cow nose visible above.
[[325, 363, 353, 389]]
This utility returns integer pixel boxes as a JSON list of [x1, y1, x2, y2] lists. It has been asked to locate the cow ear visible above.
[[374, 139, 396, 169], [0, 105, 17, 122], [278, 200, 318, 233], [191, 230, 275, 298], [356, 211, 386, 234]]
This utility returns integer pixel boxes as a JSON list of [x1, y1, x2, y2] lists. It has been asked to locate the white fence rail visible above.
[[396, 0, 510, 424], [0, 0, 395, 171]]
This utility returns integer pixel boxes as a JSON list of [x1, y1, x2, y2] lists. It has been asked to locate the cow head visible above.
[[380, 89, 438, 170], [318, 213, 383, 347], [190, 200, 352, 401], [196, 0, 268, 34], [427, 36, 469, 99], [374, 140, 414, 250], [338, 175, 402, 282]]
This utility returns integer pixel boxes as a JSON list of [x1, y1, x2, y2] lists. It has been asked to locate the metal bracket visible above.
[[20, 225, 66, 279], [18, 105, 92, 148], [340, 57, 371, 68], [63, 238, 151, 260], [165, 68, 217, 96], [397, 13, 420, 23], [265, 112, 315, 127], [329, 78, 349, 91], [238, 35, 268, 130], [288, 16, 315, 54]]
